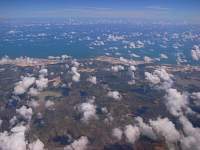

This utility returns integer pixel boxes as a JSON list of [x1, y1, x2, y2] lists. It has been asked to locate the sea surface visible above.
[[0, 20, 199, 65]]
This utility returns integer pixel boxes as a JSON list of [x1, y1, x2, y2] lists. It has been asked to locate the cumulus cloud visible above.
[[104, 112, 114, 123], [145, 67, 173, 89], [160, 53, 168, 59], [72, 73, 80, 82], [45, 100, 55, 109], [164, 88, 189, 116], [191, 92, 200, 105], [29, 139, 44, 150], [119, 57, 128, 63], [125, 41, 144, 49], [191, 45, 200, 61], [71, 67, 81, 82], [179, 115, 200, 150], [14, 77, 36, 95], [29, 100, 40, 108], [112, 128, 123, 140], [107, 34, 124, 42], [143, 60, 199, 150], [144, 56, 153, 63], [128, 42, 136, 49], [35, 76, 48, 90], [14, 69, 49, 95], [61, 54, 70, 60], [71, 60, 80, 67], [154, 68, 172, 81], [0, 125, 45, 150], [111, 65, 124, 72], [28, 88, 39, 96], [16, 105, 33, 121], [64, 136, 89, 150], [39, 68, 48, 76], [134, 116, 191, 150], [149, 117, 180, 144], [145, 72, 160, 84], [124, 125, 140, 144], [128, 65, 136, 85], [129, 65, 136, 71], [135, 117, 157, 140], [0, 125, 27, 150], [107, 91, 122, 100], [130, 53, 140, 58], [87, 76, 97, 84], [9, 116, 17, 127], [192, 92, 200, 99], [78, 101, 97, 122], [91, 40, 105, 46], [136, 40, 144, 48]]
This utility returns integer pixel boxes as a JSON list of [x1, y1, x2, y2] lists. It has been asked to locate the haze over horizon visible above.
[[0, 0, 200, 24]]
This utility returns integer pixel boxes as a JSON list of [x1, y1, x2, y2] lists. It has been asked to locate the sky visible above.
[[0, 0, 200, 23]]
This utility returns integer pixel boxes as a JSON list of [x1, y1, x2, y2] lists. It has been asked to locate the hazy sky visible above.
[[0, 0, 200, 23]]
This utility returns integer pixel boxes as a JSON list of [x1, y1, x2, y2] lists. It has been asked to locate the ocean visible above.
[[0, 21, 199, 65]]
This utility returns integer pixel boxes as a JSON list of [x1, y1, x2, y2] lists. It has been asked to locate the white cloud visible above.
[[154, 68, 172, 81], [9, 116, 17, 127], [39, 68, 48, 76], [35, 76, 48, 90], [191, 45, 200, 61], [64, 136, 89, 150], [130, 53, 140, 58], [107, 91, 121, 100], [45, 100, 55, 108], [7, 30, 17, 34], [119, 57, 128, 63], [29, 139, 44, 150], [126, 41, 144, 49], [71, 66, 78, 73], [164, 88, 189, 116], [144, 56, 153, 63], [128, 42, 136, 49], [149, 117, 180, 145], [145, 72, 160, 84], [91, 40, 105, 46], [29, 100, 40, 108], [72, 73, 81, 82], [128, 66, 136, 85], [191, 92, 200, 105], [61, 54, 70, 60], [16, 105, 33, 121], [28, 88, 39, 96], [112, 128, 123, 140], [71, 60, 80, 67], [111, 65, 124, 72], [179, 115, 200, 150], [129, 65, 136, 71], [192, 92, 200, 99], [107, 34, 124, 42], [135, 117, 157, 140], [78, 101, 97, 122], [136, 40, 144, 48], [145, 67, 173, 89], [160, 53, 168, 59], [104, 113, 114, 123], [71, 67, 81, 82], [0, 125, 27, 150], [14, 77, 36, 95], [124, 125, 140, 144], [87, 76, 97, 84]]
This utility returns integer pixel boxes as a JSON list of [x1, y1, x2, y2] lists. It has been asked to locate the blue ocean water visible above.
[[0, 21, 199, 65]]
